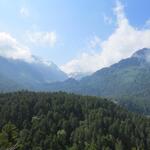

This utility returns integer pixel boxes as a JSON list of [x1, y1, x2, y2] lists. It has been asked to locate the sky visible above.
[[0, 0, 150, 75]]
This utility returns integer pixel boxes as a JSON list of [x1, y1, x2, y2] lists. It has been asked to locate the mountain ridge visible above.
[[0, 56, 68, 91], [46, 48, 150, 114]]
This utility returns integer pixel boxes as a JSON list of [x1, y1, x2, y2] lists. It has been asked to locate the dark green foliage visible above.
[[0, 91, 150, 150], [0, 122, 19, 150]]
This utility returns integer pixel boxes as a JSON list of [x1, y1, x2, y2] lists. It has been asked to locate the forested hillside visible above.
[[47, 48, 150, 115], [0, 91, 150, 150]]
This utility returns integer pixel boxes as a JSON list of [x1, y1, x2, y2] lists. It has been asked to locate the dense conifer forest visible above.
[[0, 91, 150, 150]]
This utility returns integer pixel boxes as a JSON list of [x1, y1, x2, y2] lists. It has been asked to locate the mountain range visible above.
[[1, 48, 150, 114], [0, 56, 68, 91], [46, 48, 150, 114]]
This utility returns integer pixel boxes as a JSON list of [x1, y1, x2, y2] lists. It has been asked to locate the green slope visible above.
[[0, 91, 150, 150]]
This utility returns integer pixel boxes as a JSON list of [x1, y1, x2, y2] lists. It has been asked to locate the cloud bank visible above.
[[61, 0, 150, 75], [0, 31, 58, 65], [0, 32, 33, 62], [0, 32, 58, 66]]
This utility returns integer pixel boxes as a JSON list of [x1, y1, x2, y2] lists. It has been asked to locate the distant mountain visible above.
[[68, 72, 92, 80], [0, 56, 68, 91], [47, 48, 150, 114]]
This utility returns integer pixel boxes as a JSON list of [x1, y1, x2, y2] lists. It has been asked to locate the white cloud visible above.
[[20, 7, 30, 17], [61, 0, 150, 75], [0, 32, 33, 62], [27, 31, 58, 47], [61, 52, 101, 74]]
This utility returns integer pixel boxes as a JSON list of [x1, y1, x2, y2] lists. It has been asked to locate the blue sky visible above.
[[0, 0, 150, 74]]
